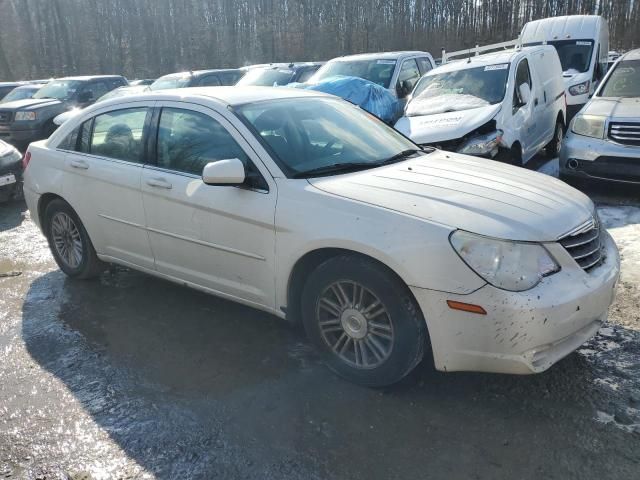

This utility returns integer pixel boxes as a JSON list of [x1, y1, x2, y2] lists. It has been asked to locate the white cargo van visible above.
[[520, 15, 609, 120], [395, 45, 566, 164]]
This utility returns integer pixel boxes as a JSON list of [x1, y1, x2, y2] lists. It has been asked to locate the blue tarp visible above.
[[294, 76, 400, 123]]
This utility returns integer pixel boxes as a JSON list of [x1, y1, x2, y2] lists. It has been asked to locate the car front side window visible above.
[[396, 59, 421, 98], [89, 108, 149, 163], [155, 107, 266, 188]]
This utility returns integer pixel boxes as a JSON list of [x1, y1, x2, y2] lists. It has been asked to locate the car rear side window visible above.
[[90, 108, 148, 163], [156, 108, 251, 176]]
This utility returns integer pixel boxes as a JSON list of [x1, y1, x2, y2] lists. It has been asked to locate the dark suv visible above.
[[149, 69, 244, 91], [0, 75, 127, 150], [236, 62, 324, 86]]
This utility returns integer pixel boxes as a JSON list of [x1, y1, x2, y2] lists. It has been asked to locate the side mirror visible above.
[[202, 158, 246, 186], [518, 83, 531, 106]]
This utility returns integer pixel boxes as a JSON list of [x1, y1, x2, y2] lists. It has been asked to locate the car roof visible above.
[[13, 84, 44, 89], [56, 75, 125, 81], [97, 86, 330, 108], [621, 49, 640, 61], [431, 46, 553, 74], [328, 51, 429, 62], [159, 69, 242, 78], [250, 62, 324, 70], [521, 15, 604, 42]]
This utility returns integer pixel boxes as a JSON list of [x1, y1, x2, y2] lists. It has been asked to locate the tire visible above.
[[301, 255, 428, 387], [546, 120, 564, 158], [44, 199, 105, 279]]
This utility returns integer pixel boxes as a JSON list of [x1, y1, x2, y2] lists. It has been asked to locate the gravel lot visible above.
[[1, 168, 639, 479]]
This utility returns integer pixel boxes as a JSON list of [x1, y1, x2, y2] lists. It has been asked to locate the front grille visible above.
[[609, 122, 640, 146], [0, 110, 12, 125], [558, 218, 604, 271], [422, 138, 463, 152]]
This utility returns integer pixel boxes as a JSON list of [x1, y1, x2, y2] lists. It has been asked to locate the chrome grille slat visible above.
[[609, 122, 640, 145], [558, 217, 604, 272]]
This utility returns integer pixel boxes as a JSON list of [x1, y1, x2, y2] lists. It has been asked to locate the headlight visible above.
[[568, 80, 590, 96], [571, 114, 606, 139], [15, 111, 37, 121], [457, 130, 503, 156], [450, 231, 560, 292]]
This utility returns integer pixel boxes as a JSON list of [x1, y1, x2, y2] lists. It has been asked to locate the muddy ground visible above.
[[0, 176, 639, 479]]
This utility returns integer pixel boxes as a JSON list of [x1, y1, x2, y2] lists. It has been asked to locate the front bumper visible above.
[[0, 124, 46, 148], [560, 130, 640, 183], [411, 231, 620, 374]]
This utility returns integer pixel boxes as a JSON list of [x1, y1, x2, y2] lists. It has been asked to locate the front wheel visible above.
[[301, 255, 428, 387], [44, 199, 106, 279]]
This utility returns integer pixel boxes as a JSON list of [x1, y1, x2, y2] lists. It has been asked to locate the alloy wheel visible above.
[[316, 280, 394, 369], [51, 212, 83, 269]]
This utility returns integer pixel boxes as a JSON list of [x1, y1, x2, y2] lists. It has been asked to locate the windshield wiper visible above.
[[292, 162, 379, 179], [292, 149, 429, 179]]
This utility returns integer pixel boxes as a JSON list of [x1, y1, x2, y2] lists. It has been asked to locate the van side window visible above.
[[513, 59, 532, 111], [396, 59, 421, 98], [417, 57, 433, 74]]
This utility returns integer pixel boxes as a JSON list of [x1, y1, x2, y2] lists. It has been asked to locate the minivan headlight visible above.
[[568, 80, 590, 96], [15, 111, 37, 121], [457, 130, 503, 156], [450, 231, 560, 291], [571, 114, 606, 139]]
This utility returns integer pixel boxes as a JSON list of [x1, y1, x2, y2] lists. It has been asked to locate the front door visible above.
[[141, 102, 277, 309]]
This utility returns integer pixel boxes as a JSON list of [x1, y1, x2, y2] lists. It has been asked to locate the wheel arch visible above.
[[285, 247, 423, 328], [38, 192, 67, 229]]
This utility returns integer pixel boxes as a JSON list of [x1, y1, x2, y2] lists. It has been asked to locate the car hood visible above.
[[308, 151, 594, 242], [0, 98, 62, 111], [54, 108, 83, 126], [394, 104, 501, 145], [581, 97, 640, 119]]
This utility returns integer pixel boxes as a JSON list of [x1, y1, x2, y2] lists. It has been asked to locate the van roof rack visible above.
[[442, 37, 521, 64]]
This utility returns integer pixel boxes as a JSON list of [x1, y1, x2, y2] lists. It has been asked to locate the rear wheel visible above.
[[547, 120, 564, 158], [301, 255, 427, 387], [44, 199, 105, 279], [496, 143, 522, 166]]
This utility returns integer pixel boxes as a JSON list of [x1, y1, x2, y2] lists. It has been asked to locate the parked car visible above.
[[129, 79, 155, 86], [0, 139, 23, 202], [149, 69, 244, 91], [561, 48, 640, 183], [22, 87, 619, 386], [395, 46, 566, 164], [520, 15, 609, 121], [0, 75, 128, 150], [0, 82, 25, 101], [53, 85, 149, 126], [0, 84, 45, 104], [236, 62, 324, 86], [307, 51, 435, 109]]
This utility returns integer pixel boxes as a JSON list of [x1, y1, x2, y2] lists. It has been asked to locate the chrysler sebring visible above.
[[23, 87, 620, 386]]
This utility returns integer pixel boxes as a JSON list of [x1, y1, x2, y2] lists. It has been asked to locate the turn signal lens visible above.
[[446, 300, 487, 315]]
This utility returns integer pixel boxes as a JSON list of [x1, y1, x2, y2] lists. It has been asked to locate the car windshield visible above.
[[407, 64, 509, 116], [236, 68, 295, 86], [309, 59, 397, 88], [235, 97, 422, 178], [149, 74, 192, 91], [538, 40, 594, 74], [32, 80, 82, 101], [0, 87, 39, 103], [598, 59, 640, 97]]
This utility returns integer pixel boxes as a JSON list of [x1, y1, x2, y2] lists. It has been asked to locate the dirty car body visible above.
[[23, 87, 620, 385]]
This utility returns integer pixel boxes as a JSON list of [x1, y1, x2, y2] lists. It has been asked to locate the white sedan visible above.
[[22, 87, 620, 386]]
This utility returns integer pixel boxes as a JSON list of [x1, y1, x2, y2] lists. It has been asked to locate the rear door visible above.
[[57, 101, 155, 268], [510, 57, 544, 161], [141, 102, 277, 308]]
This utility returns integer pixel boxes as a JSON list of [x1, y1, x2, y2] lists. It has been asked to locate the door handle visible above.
[[146, 177, 172, 189], [534, 98, 539, 106], [69, 159, 89, 170]]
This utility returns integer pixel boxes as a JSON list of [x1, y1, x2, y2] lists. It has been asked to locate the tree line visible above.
[[0, 0, 637, 81]]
